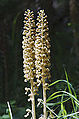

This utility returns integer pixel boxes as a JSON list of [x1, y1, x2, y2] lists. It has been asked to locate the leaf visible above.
[[2, 114, 9, 119], [10, 100, 16, 105]]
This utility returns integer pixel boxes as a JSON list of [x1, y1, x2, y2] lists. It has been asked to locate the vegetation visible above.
[[21, 9, 79, 119], [0, 0, 79, 119], [0, 71, 79, 119], [22, 9, 51, 119]]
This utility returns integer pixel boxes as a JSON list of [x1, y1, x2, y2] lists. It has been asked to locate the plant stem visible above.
[[43, 79, 47, 119], [41, 11, 47, 119], [30, 79, 36, 119], [29, 11, 36, 119]]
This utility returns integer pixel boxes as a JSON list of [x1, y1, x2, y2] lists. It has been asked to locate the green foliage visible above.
[[0, 101, 26, 119], [0, 107, 26, 119], [1, 71, 79, 119], [46, 71, 79, 118], [0, 107, 10, 119], [0, 115, 9, 119]]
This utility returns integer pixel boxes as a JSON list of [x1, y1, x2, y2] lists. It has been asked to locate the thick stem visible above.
[[43, 79, 47, 119], [30, 79, 36, 119]]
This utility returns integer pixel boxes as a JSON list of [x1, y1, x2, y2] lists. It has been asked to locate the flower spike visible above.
[[22, 9, 51, 119], [35, 10, 51, 119], [22, 9, 36, 119]]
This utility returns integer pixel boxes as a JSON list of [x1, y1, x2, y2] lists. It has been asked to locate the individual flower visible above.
[[24, 109, 31, 118]]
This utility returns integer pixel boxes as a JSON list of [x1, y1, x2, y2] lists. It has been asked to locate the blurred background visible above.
[[0, 0, 79, 118]]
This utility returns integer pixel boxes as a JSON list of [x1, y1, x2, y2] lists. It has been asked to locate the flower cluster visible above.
[[35, 10, 51, 119], [22, 9, 35, 82], [22, 9, 36, 119], [35, 10, 51, 87], [22, 9, 51, 119]]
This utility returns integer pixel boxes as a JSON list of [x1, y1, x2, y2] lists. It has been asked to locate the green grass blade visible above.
[[47, 91, 79, 104], [47, 98, 70, 107], [64, 69, 78, 112], [7, 101, 13, 119], [49, 79, 77, 98]]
